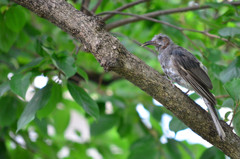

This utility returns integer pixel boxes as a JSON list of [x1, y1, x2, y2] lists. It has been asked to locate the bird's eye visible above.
[[158, 37, 162, 40]]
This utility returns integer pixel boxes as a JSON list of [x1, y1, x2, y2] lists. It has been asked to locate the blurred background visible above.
[[0, 0, 240, 158]]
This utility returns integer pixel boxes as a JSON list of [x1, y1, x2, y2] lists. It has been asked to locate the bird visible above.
[[142, 33, 226, 140]]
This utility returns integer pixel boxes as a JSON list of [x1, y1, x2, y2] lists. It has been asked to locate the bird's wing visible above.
[[171, 47, 216, 106]]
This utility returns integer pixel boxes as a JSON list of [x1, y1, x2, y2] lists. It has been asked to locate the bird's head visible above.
[[142, 34, 172, 51]]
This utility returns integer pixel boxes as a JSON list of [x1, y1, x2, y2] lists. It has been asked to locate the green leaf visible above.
[[233, 111, 240, 136], [67, 81, 99, 119], [224, 78, 240, 101], [222, 98, 234, 108], [90, 114, 119, 136], [0, 96, 18, 127], [149, 115, 163, 135], [219, 57, 240, 83], [17, 84, 52, 132], [53, 107, 70, 134], [0, 14, 18, 52], [52, 54, 76, 78], [0, 82, 10, 97], [16, 57, 43, 74], [5, 6, 27, 33], [77, 68, 88, 81], [37, 83, 62, 119], [169, 117, 188, 133], [219, 27, 240, 37], [10, 72, 32, 99], [129, 136, 159, 159], [0, 140, 9, 159], [166, 139, 182, 159], [200, 147, 225, 159]]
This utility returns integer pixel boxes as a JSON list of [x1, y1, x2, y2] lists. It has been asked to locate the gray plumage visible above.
[[142, 33, 226, 140]]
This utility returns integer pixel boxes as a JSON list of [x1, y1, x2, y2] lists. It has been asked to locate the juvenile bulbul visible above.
[[142, 33, 226, 140]]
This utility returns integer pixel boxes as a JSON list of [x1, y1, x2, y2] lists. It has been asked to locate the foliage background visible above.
[[0, 0, 240, 158]]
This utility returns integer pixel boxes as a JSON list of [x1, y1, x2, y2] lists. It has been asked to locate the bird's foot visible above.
[[185, 90, 190, 95]]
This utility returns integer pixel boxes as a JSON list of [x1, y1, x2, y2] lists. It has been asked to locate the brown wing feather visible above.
[[171, 47, 213, 90], [170, 48, 216, 106]]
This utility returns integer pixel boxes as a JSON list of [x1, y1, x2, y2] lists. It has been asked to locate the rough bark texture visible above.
[[13, 0, 240, 158]]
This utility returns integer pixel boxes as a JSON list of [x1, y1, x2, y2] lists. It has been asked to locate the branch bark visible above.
[[13, 0, 240, 158]]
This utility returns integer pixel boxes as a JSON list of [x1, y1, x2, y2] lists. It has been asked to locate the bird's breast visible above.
[[158, 54, 192, 89]]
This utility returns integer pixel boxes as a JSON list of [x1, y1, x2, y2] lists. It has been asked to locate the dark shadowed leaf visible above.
[[166, 139, 182, 159], [10, 72, 32, 99], [90, 114, 119, 136], [129, 136, 159, 159], [200, 146, 225, 159], [0, 82, 10, 97], [17, 84, 52, 131], [37, 83, 62, 119], [77, 68, 88, 82], [169, 116, 188, 133], [52, 54, 76, 78], [233, 112, 240, 136], [67, 81, 99, 119], [0, 96, 18, 127]]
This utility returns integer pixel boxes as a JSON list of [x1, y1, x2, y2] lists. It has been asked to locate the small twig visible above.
[[81, 5, 94, 16], [101, 1, 240, 30], [181, 31, 208, 59], [91, 0, 102, 13], [112, 32, 157, 56], [99, 11, 239, 48], [230, 101, 239, 126], [215, 95, 230, 99], [80, 0, 92, 15], [102, 0, 148, 21]]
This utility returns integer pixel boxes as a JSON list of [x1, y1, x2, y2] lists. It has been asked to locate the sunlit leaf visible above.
[[5, 6, 27, 32], [219, 57, 240, 83], [224, 78, 240, 101]]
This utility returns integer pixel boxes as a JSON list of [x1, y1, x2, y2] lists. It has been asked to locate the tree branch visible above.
[[103, 1, 240, 30], [91, 0, 102, 13], [13, 0, 240, 158], [102, 0, 148, 21], [99, 11, 239, 48]]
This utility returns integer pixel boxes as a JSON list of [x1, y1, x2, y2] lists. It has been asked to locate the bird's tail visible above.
[[203, 98, 226, 140]]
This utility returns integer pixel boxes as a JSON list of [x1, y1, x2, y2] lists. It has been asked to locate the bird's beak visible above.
[[141, 41, 156, 47]]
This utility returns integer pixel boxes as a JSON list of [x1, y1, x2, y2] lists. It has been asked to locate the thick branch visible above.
[[13, 0, 240, 158], [104, 1, 240, 30]]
